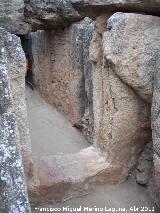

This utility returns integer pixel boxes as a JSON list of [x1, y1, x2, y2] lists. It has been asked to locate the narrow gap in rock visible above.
[[20, 33, 89, 156]]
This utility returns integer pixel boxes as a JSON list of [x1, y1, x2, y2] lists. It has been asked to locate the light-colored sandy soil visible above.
[[32, 176, 156, 213], [26, 86, 89, 155]]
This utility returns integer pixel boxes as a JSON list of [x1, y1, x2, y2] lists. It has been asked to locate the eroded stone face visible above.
[[71, 0, 160, 17], [0, 0, 82, 34], [1, 0, 160, 34], [90, 13, 160, 180], [151, 48, 160, 208], [104, 12, 160, 103], [103, 13, 160, 207], [31, 27, 85, 126], [0, 27, 30, 212], [31, 18, 94, 141], [136, 142, 153, 185], [24, 0, 82, 30], [0, 0, 30, 34], [5, 30, 34, 181]]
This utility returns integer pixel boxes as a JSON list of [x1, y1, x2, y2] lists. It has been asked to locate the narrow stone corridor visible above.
[[1, 1, 160, 211]]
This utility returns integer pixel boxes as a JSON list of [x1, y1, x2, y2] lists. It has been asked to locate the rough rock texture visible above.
[[79, 18, 94, 141], [0, 27, 30, 212], [1, 0, 160, 208], [31, 18, 94, 140], [90, 14, 113, 147], [151, 50, 160, 208], [71, 0, 160, 18], [29, 146, 124, 205], [0, 0, 82, 34], [90, 13, 160, 181], [24, 0, 82, 31], [1, 0, 160, 34], [0, 0, 30, 34], [31, 27, 84, 127], [8, 35, 34, 181], [103, 13, 160, 208], [136, 142, 153, 185]]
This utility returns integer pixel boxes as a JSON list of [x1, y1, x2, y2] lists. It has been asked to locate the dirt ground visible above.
[[26, 86, 89, 155], [26, 86, 156, 213], [32, 176, 156, 213]]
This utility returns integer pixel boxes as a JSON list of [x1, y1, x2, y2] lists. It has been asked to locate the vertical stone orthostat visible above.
[[0, 27, 30, 212], [31, 18, 94, 142]]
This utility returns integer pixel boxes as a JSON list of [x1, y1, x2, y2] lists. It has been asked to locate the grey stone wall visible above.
[[0, 28, 30, 212]]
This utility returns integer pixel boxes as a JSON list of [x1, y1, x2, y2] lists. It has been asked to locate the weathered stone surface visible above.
[[6, 32, 34, 181], [71, 0, 160, 17], [90, 14, 113, 148], [151, 41, 160, 208], [90, 13, 160, 180], [0, 0, 82, 34], [2, 0, 160, 34], [150, 158, 160, 209], [104, 12, 160, 207], [104, 12, 160, 104], [78, 18, 94, 141], [29, 146, 124, 205], [31, 28, 84, 127], [0, 0, 30, 34], [24, 0, 82, 31], [136, 142, 153, 185], [0, 27, 30, 212], [31, 18, 94, 140]]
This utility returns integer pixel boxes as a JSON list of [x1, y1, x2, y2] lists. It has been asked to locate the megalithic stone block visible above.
[[0, 27, 31, 212]]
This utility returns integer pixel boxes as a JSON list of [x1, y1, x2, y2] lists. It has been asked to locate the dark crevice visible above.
[[18, 34, 34, 90]]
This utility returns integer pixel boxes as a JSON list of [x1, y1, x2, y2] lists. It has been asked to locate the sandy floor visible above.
[[32, 176, 156, 213], [26, 86, 156, 213], [26, 86, 89, 155]]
